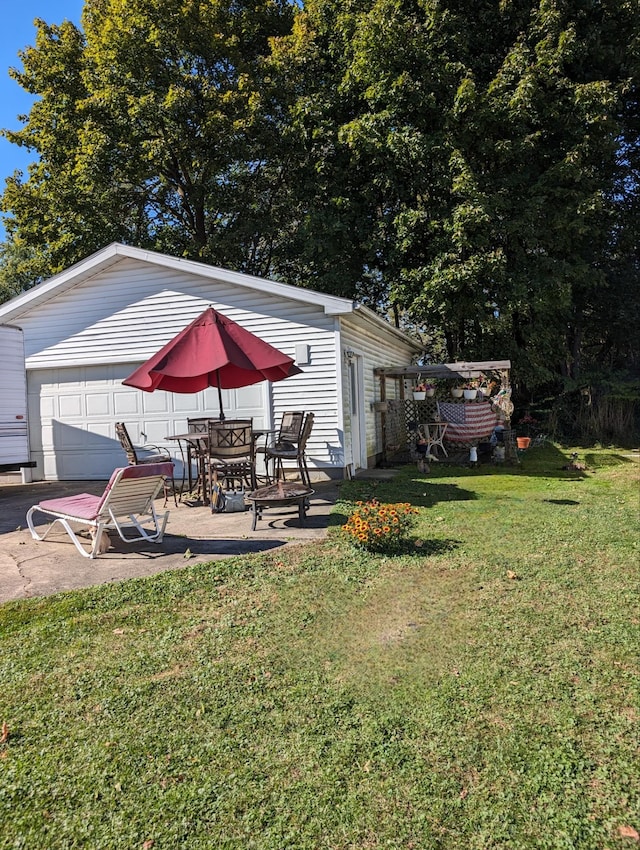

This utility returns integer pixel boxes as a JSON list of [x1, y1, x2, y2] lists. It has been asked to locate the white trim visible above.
[[333, 323, 347, 474]]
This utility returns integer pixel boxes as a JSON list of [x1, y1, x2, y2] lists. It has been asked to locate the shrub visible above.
[[341, 499, 418, 553]]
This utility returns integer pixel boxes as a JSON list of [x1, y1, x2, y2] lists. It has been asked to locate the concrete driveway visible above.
[[0, 474, 342, 603]]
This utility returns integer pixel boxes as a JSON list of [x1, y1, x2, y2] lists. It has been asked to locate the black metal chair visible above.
[[205, 419, 255, 511], [265, 412, 314, 486], [115, 422, 176, 505], [255, 411, 304, 481], [184, 417, 221, 497]]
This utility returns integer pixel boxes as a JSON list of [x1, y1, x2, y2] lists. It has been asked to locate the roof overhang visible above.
[[349, 304, 423, 353], [375, 360, 511, 379]]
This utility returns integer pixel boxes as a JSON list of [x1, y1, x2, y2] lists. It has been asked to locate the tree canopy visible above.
[[1, 0, 638, 402]]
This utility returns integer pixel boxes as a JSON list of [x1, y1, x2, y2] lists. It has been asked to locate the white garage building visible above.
[[0, 243, 421, 481]]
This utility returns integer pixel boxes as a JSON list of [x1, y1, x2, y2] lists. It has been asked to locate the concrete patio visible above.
[[0, 473, 345, 603]]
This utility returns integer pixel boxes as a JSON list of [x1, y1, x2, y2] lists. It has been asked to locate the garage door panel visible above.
[[114, 391, 140, 416], [88, 422, 112, 438], [140, 420, 173, 444], [59, 395, 83, 417], [55, 421, 111, 451], [173, 395, 202, 413], [59, 449, 116, 480], [40, 395, 56, 418], [86, 393, 111, 416], [143, 391, 173, 414]]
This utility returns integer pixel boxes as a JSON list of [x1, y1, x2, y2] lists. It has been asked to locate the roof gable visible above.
[[0, 242, 422, 355], [0, 243, 357, 321]]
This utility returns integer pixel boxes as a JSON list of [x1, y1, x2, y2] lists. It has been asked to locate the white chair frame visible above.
[[26, 462, 174, 559]]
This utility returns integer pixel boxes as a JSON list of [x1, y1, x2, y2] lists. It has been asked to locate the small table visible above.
[[247, 482, 314, 531], [417, 422, 449, 457], [167, 427, 271, 503], [166, 432, 210, 501]]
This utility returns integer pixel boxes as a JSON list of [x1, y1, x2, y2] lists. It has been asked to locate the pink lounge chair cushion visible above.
[[34, 462, 175, 521], [37, 493, 103, 520]]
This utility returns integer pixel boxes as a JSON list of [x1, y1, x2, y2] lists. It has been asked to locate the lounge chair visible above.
[[26, 462, 174, 559]]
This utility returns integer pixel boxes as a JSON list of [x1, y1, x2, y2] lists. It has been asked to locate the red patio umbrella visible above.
[[123, 306, 302, 419]]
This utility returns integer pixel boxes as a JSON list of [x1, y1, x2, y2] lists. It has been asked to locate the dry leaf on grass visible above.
[[618, 825, 640, 841]]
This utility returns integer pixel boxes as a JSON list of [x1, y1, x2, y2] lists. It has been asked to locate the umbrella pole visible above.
[[216, 371, 225, 421]]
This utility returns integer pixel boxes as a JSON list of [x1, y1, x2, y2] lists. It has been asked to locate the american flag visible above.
[[437, 401, 498, 443]]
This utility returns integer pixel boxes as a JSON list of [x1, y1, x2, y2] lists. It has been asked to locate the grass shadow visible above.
[[356, 536, 461, 558], [583, 451, 638, 468], [339, 479, 478, 509], [404, 443, 605, 480], [542, 498, 581, 505]]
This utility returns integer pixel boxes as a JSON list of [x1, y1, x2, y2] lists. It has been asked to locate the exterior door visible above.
[[348, 355, 365, 473]]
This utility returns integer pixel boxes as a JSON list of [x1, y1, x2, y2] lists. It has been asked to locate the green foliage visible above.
[[341, 498, 418, 552], [1, 0, 295, 282], [275, 0, 639, 387], [0, 0, 638, 403]]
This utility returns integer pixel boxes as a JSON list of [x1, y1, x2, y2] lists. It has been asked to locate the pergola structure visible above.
[[373, 360, 515, 465]]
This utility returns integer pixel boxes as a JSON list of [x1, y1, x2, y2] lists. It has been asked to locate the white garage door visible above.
[[27, 364, 269, 480]]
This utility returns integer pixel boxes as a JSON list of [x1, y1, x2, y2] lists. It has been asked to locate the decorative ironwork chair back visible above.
[[206, 420, 254, 460], [115, 421, 139, 465], [266, 412, 314, 485], [205, 419, 256, 497], [276, 411, 305, 448], [187, 417, 218, 434]]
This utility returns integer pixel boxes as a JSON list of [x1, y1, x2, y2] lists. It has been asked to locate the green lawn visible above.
[[1, 445, 638, 849]]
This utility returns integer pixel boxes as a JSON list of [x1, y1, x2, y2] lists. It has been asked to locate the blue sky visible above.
[[1, 1, 84, 237]]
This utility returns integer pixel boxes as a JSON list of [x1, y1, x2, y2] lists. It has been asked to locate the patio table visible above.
[[167, 428, 275, 504]]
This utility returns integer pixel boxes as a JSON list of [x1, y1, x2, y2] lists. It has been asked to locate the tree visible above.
[[275, 0, 639, 387], [2, 0, 637, 413], [1, 0, 294, 285]]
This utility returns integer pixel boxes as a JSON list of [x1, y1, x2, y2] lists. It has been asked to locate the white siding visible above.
[[8, 251, 419, 481], [339, 314, 418, 466], [18, 258, 343, 480], [0, 325, 30, 466], [19, 257, 332, 367]]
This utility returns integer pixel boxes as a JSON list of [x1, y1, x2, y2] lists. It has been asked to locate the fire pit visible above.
[[247, 482, 314, 531]]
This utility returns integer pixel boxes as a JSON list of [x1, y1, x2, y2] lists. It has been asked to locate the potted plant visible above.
[[463, 382, 477, 400], [412, 380, 428, 400], [424, 382, 436, 397], [451, 385, 464, 398], [480, 377, 497, 397], [516, 412, 538, 449]]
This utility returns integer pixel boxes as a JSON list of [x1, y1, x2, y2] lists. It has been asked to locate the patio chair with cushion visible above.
[[255, 411, 304, 479], [265, 411, 314, 486], [115, 421, 176, 505], [205, 419, 255, 510], [26, 462, 174, 559]]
